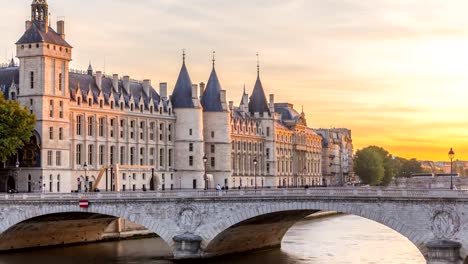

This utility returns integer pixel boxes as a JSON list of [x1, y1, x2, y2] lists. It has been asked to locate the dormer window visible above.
[[11, 92, 16, 101], [130, 104, 134, 111], [88, 98, 92, 107], [110, 101, 114, 109], [150, 106, 153, 114], [77, 97, 81, 105], [140, 105, 144, 113], [120, 103, 124, 111], [99, 100, 103, 109]]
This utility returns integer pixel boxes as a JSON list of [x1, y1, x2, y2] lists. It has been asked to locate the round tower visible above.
[[200, 55, 232, 188], [171, 54, 205, 189]]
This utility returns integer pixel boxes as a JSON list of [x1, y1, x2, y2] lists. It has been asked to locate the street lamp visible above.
[[83, 162, 88, 192], [448, 148, 455, 190], [15, 158, 20, 192], [203, 155, 208, 190], [253, 157, 258, 190]]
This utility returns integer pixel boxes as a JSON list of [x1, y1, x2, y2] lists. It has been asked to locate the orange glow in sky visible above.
[[1, 0, 468, 161]]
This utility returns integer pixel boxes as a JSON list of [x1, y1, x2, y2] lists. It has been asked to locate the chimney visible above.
[[229, 101, 234, 111], [25, 21, 32, 31], [57, 20, 65, 39], [112, 74, 119, 92], [220, 90, 227, 111], [199, 82, 205, 98], [269, 94, 274, 104], [242, 93, 249, 106], [159, 83, 167, 99], [123, 76, 130, 94], [143, 79, 151, 96], [192, 84, 198, 99], [95, 71, 102, 90]]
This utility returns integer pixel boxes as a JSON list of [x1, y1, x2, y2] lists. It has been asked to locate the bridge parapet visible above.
[[1, 188, 467, 201]]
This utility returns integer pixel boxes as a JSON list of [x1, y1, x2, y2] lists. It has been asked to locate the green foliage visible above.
[[354, 148, 385, 185], [354, 146, 423, 186], [0, 92, 36, 163]]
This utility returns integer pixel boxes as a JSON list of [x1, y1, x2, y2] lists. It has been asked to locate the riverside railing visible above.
[[1, 187, 468, 201]]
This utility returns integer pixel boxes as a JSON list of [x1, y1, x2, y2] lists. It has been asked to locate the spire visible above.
[[182, 49, 186, 65], [8, 58, 15, 67], [249, 54, 269, 114], [201, 58, 224, 112], [87, 62, 93, 76], [256, 52, 260, 78], [212, 51, 216, 68], [171, 54, 195, 108]]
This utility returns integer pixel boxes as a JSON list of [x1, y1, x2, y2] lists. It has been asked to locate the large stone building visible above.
[[0, 0, 350, 192]]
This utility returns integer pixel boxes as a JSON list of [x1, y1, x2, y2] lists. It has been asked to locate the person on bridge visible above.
[[216, 184, 222, 191]]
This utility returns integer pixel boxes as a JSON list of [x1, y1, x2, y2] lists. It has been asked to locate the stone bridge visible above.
[[0, 188, 467, 264]]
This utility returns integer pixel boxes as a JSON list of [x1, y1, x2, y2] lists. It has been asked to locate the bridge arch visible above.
[[0, 204, 176, 251], [201, 200, 429, 259]]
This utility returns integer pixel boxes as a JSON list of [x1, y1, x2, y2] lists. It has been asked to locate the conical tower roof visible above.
[[171, 56, 195, 108], [201, 60, 224, 112], [248, 76, 269, 114]]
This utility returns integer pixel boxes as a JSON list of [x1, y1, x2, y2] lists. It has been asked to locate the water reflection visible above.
[[0, 215, 425, 264]]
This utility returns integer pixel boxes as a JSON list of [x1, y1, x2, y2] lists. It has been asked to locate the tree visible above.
[[0, 92, 36, 163], [399, 158, 423, 177], [354, 148, 385, 185], [366, 146, 396, 185]]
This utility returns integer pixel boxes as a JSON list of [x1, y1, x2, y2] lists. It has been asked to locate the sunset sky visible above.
[[1, 0, 468, 161]]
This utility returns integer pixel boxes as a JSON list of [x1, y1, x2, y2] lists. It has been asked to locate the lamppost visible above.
[[448, 148, 455, 190], [83, 162, 88, 192], [15, 159, 20, 192], [253, 157, 258, 190], [203, 155, 208, 190]]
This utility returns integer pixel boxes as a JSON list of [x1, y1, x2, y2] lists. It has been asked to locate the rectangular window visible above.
[[266, 148, 270, 159], [140, 148, 144, 165], [110, 146, 115, 164], [99, 118, 105, 137], [130, 121, 135, 139], [59, 127, 63, 140], [99, 145, 105, 165], [49, 127, 53, 140], [211, 157, 215, 168], [56, 151, 61, 166], [49, 100, 54, 118], [168, 149, 172, 167], [130, 147, 135, 165], [76, 116, 82, 135], [160, 149, 164, 167], [267, 163, 270, 174], [189, 143, 193, 152], [88, 117, 94, 136], [59, 101, 63, 118], [58, 73, 62, 91], [211, 145, 215, 154], [266, 127, 270, 137], [47, 151, 53, 166], [120, 146, 125, 165], [76, 144, 82, 165], [30, 71, 34, 89], [189, 156, 194, 166], [88, 145, 94, 165], [189, 129, 193, 136], [211, 131, 215, 138]]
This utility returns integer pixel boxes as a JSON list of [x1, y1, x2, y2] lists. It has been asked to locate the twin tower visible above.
[[171, 54, 231, 189]]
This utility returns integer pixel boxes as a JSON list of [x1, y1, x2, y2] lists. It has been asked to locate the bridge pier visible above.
[[426, 240, 462, 264], [172, 233, 203, 259]]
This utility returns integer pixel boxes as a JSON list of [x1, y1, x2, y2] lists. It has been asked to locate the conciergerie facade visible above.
[[0, 0, 353, 193]]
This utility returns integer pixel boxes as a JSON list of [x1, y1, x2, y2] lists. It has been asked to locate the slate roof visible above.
[[248, 76, 269, 114], [0, 67, 19, 99], [16, 21, 72, 48], [171, 62, 195, 108], [69, 72, 162, 109], [200, 67, 223, 112], [275, 105, 300, 122]]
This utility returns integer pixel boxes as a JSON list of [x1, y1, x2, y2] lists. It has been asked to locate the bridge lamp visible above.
[[83, 162, 88, 192], [203, 155, 208, 190], [253, 157, 258, 190], [448, 148, 455, 190]]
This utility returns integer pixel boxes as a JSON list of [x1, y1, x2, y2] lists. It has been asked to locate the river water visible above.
[[0, 215, 425, 264]]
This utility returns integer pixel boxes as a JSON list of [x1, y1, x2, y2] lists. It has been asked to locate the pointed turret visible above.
[[201, 53, 224, 112], [8, 58, 15, 67], [171, 51, 195, 108], [248, 54, 269, 114], [87, 62, 93, 76]]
